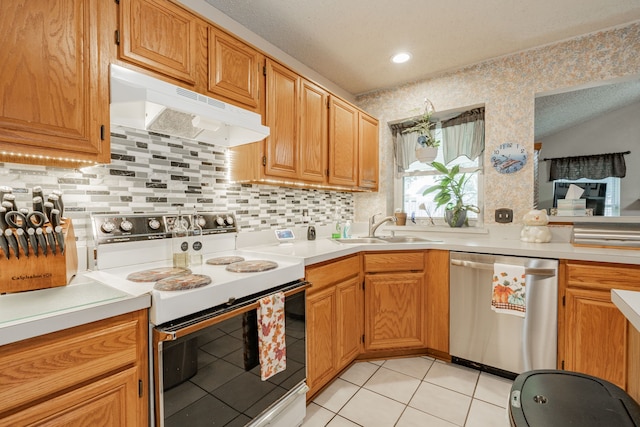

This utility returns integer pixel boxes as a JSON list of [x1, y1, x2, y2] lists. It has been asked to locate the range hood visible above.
[[110, 64, 269, 146]]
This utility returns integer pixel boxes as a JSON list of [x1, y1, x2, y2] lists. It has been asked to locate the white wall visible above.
[[538, 101, 640, 215]]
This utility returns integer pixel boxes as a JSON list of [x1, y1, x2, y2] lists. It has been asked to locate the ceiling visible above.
[[534, 78, 640, 140], [202, 0, 640, 96]]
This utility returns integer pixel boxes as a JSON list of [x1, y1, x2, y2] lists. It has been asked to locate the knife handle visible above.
[[0, 207, 7, 231], [27, 227, 38, 257], [32, 186, 44, 201], [52, 190, 64, 218], [16, 228, 29, 257], [2, 194, 17, 212], [43, 202, 54, 225], [0, 232, 9, 259], [50, 209, 61, 228], [54, 225, 65, 254], [4, 228, 19, 259], [36, 227, 48, 256], [33, 196, 44, 214], [45, 227, 57, 255]]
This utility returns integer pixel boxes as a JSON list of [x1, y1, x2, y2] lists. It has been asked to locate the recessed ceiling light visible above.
[[391, 52, 412, 64]]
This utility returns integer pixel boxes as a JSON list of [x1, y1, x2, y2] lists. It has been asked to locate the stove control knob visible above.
[[225, 216, 234, 225], [197, 216, 207, 227], [120, 219, 133, 232], [215, 216, 225, 226], [101, 221, 116, 233], [148, 218, 161, 230]]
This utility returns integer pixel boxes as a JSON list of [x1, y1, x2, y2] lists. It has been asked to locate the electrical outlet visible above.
[[495, 208, 513, 223]]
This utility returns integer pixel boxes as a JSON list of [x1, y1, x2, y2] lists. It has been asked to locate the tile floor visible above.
[[302, 357, 513, 427]]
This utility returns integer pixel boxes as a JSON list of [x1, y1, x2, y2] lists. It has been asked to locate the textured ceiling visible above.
[[202, 0, 640, 96]]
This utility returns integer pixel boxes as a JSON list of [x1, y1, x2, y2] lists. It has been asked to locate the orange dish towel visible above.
[[257, 291, 286, 380], [491, 263, 526, 317]]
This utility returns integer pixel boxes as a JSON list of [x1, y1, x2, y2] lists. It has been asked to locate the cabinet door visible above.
[[328, 97, 359, 187], [306, 286, 337, 397], [336, 277, 363, 369], [208, 27, 263, 111], [364, 272, 426, 351], [0, 0, 110, 166], [358, 112, 379, 190], [264, 60, 299, 179], [119, 0, 198, 84], [565, 287, 627, 388], [299, 79, 328, 183], [1, 368, 139, 426]]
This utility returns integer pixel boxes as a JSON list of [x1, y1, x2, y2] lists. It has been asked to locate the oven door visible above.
[[152, 281, 308, 427]]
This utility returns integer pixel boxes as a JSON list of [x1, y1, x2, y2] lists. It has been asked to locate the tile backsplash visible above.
[[0, 125, 353, 246]]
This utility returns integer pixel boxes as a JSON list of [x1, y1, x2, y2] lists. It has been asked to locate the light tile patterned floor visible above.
[[303, 357, 513, 427]]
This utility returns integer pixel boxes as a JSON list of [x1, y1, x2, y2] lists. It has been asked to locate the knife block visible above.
[[0, 220, 78, 294]]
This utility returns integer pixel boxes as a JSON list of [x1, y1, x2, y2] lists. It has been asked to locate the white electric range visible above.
[[87, 212, 308, 427]]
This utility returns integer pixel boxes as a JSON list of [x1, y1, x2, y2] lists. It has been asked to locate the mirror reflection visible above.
[[534, 77, 640, 217]]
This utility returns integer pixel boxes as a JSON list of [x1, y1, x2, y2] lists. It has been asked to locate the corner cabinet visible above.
[[0, 310, 149, 426], [363, 251, 428, 351], [559, 260, 640, 390], [0, 0, 112, 167], [305, 255, 362, 398]]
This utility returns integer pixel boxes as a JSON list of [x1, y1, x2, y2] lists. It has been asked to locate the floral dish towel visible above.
[[491, 263, 526, 317], [257, 291, 286, 380]]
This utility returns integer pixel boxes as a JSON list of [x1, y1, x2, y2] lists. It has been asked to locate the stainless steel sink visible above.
[[333, 237, 386, 244], [379, 236, 440, 243]]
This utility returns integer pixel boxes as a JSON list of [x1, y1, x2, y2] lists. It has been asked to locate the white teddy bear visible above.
[[520, 209, 552, 243]]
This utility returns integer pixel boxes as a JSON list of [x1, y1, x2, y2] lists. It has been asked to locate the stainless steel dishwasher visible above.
[[449, 252, 558, 378]]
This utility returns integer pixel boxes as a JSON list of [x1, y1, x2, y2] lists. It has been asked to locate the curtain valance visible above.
[[545, 151, 629, 181]]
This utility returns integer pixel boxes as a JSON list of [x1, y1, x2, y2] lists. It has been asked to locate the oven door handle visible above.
[[154, 280, 310, 342]]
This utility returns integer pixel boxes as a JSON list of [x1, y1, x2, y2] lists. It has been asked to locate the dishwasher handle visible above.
[[450, 259, 556, 277]]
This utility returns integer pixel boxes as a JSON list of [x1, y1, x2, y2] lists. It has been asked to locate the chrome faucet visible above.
[[368, 213, 397, 237]]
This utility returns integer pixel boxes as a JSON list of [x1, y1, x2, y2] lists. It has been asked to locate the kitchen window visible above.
[[394, 125, 484, 225]]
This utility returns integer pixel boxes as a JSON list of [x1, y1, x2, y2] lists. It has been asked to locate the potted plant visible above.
[[403, 99, 440, 163], [423, 161, 480, 227]]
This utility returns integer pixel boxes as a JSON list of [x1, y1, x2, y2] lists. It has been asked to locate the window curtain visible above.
[[391, 128, 419, 172], [440, 108, 484, 164], [546, 151, 629, 181], [390, 107, 485, 172]]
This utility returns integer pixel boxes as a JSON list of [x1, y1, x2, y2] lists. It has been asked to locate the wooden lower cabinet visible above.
[[363, 252, 427, 352], [0, 310, 148, 426], [305, 255, 362, 398], [560, 260, 640, 390]]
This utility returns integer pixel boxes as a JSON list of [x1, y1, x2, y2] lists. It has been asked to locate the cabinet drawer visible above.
[[306, 255, 360, 294], [0, 313, 141, 416], [364, 252, 424, 273], [565, 261, 640, 291]]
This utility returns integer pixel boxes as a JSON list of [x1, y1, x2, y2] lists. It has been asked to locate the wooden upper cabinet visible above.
[[328, 96, 359, 187], [299, 79, 329, 183], [0, 0, 111, 166], [358, 112, 379, 190], [208, 26, 263, 111], [119, 0, 199, 85], [264, 59, 299, 179]]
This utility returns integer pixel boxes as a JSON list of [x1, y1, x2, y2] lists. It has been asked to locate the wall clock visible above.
[[491, 143, 528, 174]]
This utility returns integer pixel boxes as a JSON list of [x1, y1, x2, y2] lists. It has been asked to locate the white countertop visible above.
[[246, 233, 640, 267], [0, 274, 150, 346], [612, 289, 640, 332], [3, 224, 640, 347]]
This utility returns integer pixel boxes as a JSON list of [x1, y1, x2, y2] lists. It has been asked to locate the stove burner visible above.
[[154, 274, 212, 291], [225, 260, 279, 273], [126, 267, 191, 282], [206, 256, 246, 265]]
